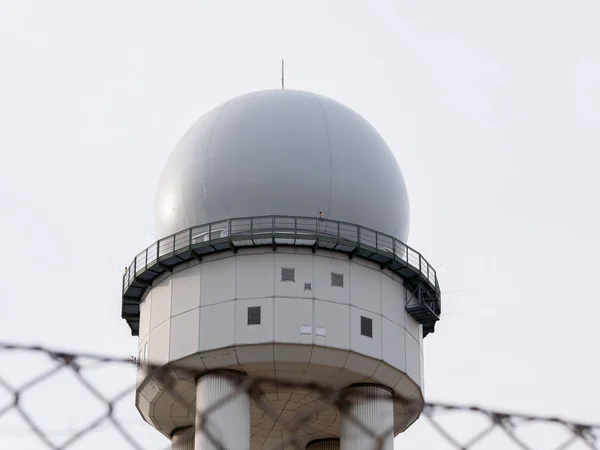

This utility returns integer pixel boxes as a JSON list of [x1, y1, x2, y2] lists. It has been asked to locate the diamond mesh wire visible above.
[[1, 342, 598, 450]]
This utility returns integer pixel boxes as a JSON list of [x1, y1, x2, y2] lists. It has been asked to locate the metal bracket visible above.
[[348, 247, 358, 259], [190, 249, 203, 262], [380, 259, 393, 270], [158, 262, 173, 273]]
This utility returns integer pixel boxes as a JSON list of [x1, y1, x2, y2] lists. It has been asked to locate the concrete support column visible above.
[[306, 438, 340, 449], [172, 427, 195, 450], [340, 384, 394, 450], [195, 371, 250, 450]]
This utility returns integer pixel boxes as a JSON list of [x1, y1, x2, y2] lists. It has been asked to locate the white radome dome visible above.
[[155, 89, 410, 241]]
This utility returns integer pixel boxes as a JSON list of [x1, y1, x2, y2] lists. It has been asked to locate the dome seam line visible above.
[[204, 99, 233, 218], [313, 93, 333, 220]]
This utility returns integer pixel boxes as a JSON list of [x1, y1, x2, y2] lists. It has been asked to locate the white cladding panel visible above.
[[420, 349, 425, 388], [199, 302, 235, 351], [139, 293, 151, 340], [148, 320, 170, 366], [405, 332, 421, 384], [382, 318, 406, 371], [405, 314, 421, 342], [139, 249, 423, 385], [381, 274, 406, 327], [171, 264, 201, 316], [200, 258, 235, 306], [170, 308, 200, 361], [236, 254, 274, 299], [274, 253, 313, 298], [314, 300, 350, 350], [350, 306, 382, 360], [150, 278, 171, 329], [235, 297, 274, 344], [349, 263, 381, 314], [312, 257, 350, 304], [274, 297, 313, 344]]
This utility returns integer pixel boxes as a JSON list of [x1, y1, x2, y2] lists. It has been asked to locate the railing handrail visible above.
[[123, 215, 438, 293]]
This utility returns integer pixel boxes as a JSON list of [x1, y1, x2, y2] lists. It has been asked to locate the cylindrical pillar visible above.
[[195, 371, 250, 450], [307, 438, 340, 449], [172, 427, 194, 450], [340, 384, 394, 450]]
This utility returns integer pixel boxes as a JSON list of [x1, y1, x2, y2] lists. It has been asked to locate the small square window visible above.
[[247, 306, 261, 325], [331, 272, 344, 287], [304, 282, 312, 290], [281, 267, 295, 282], [361, 316, 373, 338]]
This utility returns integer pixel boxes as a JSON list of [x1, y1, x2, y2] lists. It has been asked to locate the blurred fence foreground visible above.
[[0, 343, 598, 450]]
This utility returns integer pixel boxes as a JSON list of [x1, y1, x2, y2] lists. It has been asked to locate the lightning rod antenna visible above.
[[281, 59, 285, 89]]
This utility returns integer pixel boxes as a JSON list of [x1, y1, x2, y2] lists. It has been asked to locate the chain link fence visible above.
[[1, 342, 598, 450]]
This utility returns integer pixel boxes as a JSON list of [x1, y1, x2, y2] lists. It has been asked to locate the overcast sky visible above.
[[1, 1, 599, 448]]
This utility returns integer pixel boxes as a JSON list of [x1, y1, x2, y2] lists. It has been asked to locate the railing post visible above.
[[419, 254, 422, 274], [357, 226, 361, 251], [172, 234, 176, 256], [250, 218, 253, 238], [157, 240, 160, 260], [375, 231, 378, 250], [393, 239, 396, 261], [295, 217, 297, 235], [337, 221, 340, 244], [133, 255, 137, 277], [209, 223, 212, 244], [145, 248, 148, 270]]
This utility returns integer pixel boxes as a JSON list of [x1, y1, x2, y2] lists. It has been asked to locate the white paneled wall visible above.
[[349, 306, 382, 360], [139, 248, 423, 386], [274, 297, 313, 344], [200, 258, 235, 306], [405, 333, 421, 383], [169, 308, 200, 361], [274, 253, 313, 298], [349, 263, 381, 314], [199, 302, 235, 351], [381, 274, 406, 327], [236, 254, 274, 298], [150, 278, 171, 329], [148, 320, 170, 365], [139, 292, 151, 340], [382, 318, 406, 371], [171, 264, 201, 316], [235, 298, 274, 344], [313, 301, 350, 349], [312, 256, 350, 304]]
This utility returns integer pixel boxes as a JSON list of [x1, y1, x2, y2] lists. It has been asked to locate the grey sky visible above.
[[1, 1, 599, 448]]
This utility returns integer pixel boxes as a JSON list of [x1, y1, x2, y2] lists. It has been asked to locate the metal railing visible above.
[[121, 216, 441, 336]]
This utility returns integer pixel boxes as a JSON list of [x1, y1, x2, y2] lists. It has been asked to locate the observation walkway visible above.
[[122, 216, 441, 337]]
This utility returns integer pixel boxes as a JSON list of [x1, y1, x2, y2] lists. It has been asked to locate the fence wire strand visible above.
[[1, 342, 598, 450]]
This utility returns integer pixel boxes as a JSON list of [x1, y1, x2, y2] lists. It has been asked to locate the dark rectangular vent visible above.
[[247, 306, 261, 325], [304, 282, 312, 290], [331, 272, 344, 287], [281, 268, 295, 282], [361, 316, 373, 338]]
